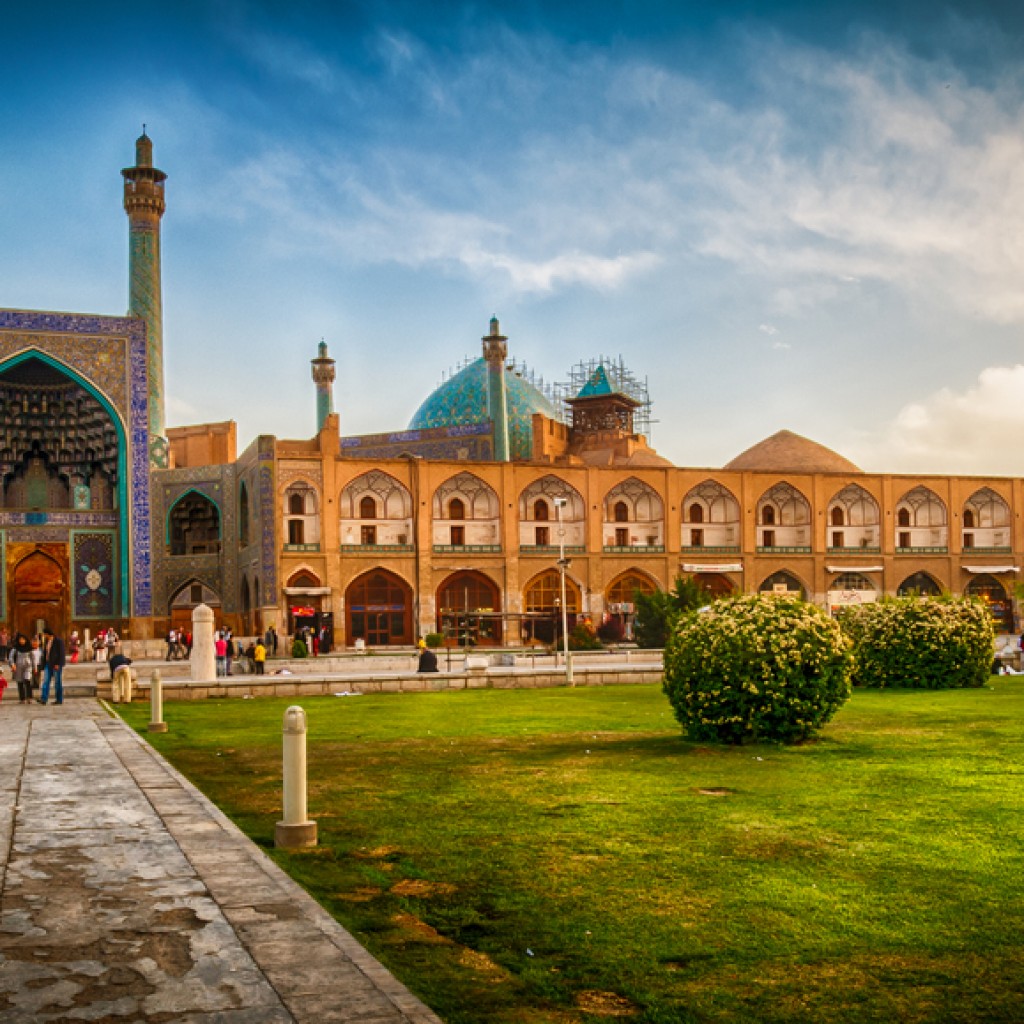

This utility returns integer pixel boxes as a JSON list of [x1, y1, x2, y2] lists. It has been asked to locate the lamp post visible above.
[[554, 498, 574, 687]]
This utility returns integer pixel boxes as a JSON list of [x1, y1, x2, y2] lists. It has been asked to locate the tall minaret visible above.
[[122, 129, 168, 468], [482, 316, 510, 462], [311, 340, 337, 432]]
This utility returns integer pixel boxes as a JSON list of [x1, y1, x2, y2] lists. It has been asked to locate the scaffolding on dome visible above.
[[555, 356, 655, 442], [437, 356, 563, 414]]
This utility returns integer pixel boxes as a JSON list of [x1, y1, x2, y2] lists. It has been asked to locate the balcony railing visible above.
[[827, 546, 881, 554], [283, 542, 320, 552], [680, 545, 740, 554], [895, 546, 947, 555], [756, 546, 812, 554], [432, 544, 502, 554], [962, 546, 1012, 554], [341, 544, 414, 553], [519, 545, 586, 555], [603, 545, 665, 554]]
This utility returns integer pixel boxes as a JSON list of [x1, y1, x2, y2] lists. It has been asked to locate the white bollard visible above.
[[148, 669, 168, 733], [191, 604, 216, 681], [275, 706, 318, 849]]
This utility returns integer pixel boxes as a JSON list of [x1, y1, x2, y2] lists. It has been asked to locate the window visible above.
[[761, 506, 776, 526], [614, 501, 629, 523], [832, 531, 844, 548], [450, 525, 465, 546], [831, 507, 844, 527], [533, 499, 549, 521], [361, 524, 377, 545], [535, 526, 550, 546], [688, 503, 704, 524], [690, 528, 703, 547], [190, 584, 203, 603], [615, 527, 629, 546], [359, 495, 377, 519], [897, 508, 911, 528], [288, 493, 305, 515], [449, 497, 466, 520], [762, 529, 775, 547], [963, 509, 975, 529], [288, 520, 305, 545], [963, 532, 974, 549], [899, 531, 911, 548]]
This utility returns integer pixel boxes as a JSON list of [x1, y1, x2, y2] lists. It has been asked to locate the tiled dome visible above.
[[409, 357, 558, 461]]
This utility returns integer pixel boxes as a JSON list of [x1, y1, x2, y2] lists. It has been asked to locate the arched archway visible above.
[[345, 569, 413, 647], [168, 490, 221, 555], [523, 569, 582, 645], [897, 572, 942, 597], [758, 571, 805, 599], [168, 578, 222, 632], [965, 573, 1013, 632], [693, 572, 735, 599], [604, 571, 658, 641], [436, 570, 502, 645]]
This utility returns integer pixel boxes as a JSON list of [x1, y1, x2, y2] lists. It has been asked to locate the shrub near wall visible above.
[[663, 594, 852, 745], [839, 596, 994, 689]]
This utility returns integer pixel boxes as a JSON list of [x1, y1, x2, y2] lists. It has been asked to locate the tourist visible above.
[[40, 627, 66, 705], [417, 638, 439, 673], [0, 627, 9, 662], [69, 630, 80, 663], [9, 634, 33, 704], [225, 630, 234, 675], [165, 627, 178, 661], [253, 638, 266, 675], [108, 649, 132, 674], [29, 637, 43, 693], [94, 629, 108, 662], [215, 632, 227, 676]]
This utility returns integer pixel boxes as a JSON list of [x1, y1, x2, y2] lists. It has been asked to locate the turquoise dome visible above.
[[409, 357, 558, 461]]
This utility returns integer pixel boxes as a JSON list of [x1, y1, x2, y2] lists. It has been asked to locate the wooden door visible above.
[[12, 549, 66, 639]]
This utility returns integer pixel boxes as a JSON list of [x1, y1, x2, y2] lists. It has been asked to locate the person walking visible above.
[[40, 627, 66, 705], [9, 634, 33, 704], [215, 632, 227, 676], [30, 637, 43, 694]]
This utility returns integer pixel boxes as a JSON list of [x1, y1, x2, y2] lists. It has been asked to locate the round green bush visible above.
[[424, 632, 445, 648], [663, 593, 852, 744], [839, 595, 994, 689]]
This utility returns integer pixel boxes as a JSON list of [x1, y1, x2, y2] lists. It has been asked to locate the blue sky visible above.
[[5, 1, 1024, 473]]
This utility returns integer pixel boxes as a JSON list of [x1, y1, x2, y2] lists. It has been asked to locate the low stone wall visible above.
[[103, 664, 664, 702]]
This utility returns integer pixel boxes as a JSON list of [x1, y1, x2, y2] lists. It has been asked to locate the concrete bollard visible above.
[[191, 603, 216, 681], [274, 706, 318, 849], [148, 669, 168, 733]]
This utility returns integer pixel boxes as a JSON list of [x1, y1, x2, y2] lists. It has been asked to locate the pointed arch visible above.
[[962, 488, 1011, 551], [895, 486, 948, 551], [340, 471, 413, 547], [758, 570, 806, 599], [681, 479, 740, 549], [897, 571, 942, 597], [432, 472, 501, 548], [827, 483, 880, 550], [756, 482, 811, 550], [603, 477, 665, 549], [436, 569, 503, 645], [345, 568, 413, 647], [167, 489, 222, 555]]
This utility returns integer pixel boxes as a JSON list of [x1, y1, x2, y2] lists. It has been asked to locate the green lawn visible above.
[[118, 681, 1024, 1024]]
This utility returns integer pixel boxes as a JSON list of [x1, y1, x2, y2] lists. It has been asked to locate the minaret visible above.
[[311, 340, 337, 432], [482, 316, 510, 462], [122, 129, 168, 468]]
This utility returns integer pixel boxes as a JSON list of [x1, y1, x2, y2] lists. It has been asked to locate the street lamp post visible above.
[[554, 497, 574, 687]]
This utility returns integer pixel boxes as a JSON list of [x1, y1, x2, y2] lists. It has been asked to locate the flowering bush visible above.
[[663, 594, 852, 744], [838, 596, 994, 689]]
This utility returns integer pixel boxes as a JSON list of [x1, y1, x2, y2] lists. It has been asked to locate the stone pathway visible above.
[[0, 701, 442, 1023]]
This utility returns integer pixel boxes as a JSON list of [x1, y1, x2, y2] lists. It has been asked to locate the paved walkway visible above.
[[0, 700, 443, 1023]]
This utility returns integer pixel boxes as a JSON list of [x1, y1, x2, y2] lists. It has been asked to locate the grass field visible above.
[[118, 681, 1024, 1023]]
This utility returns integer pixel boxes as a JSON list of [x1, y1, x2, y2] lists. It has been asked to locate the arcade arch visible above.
[[895, 487, 947, 550], [344, 569, 413, 647], [432, 473, 500, 548], [436, 570, 502, 645], [518, 476, 585, 549], [340, 471, 413, 547], [826, 484, 880, 550], [756, 483, 811, 549], [681, 480, 739, 549], [603, 478, 664, 549]]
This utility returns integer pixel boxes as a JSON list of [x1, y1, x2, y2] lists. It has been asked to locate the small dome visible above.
[[409, 357, 558, 461], [724, 429, 861, 474]]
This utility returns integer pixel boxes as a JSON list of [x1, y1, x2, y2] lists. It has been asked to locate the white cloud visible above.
[[758, 323, 778, 336], [845, 364, 1024, 474]]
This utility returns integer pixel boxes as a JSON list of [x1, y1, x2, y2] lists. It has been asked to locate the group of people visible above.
[[164, 627, 193, 661], [4, 629, 66, 705], [292, 624, 330, 657], [214, 631, 269, 676]]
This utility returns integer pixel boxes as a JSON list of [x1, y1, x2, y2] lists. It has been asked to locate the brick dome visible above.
[[724, 429, 861, 474]]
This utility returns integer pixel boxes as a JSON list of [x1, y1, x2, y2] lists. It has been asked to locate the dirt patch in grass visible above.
[[457, 946, 512, 982], [697, 787, 734, 796], [575, 990, 640, 1016], [392, 879, 458, 897], [335, 886, 382, 902], [391, 911, 452, 945]]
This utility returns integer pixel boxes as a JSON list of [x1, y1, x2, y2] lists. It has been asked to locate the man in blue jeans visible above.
[[40, 628, 66, 705]]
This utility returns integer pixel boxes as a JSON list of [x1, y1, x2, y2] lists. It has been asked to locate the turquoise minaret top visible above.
[[482, 316, 510, 462], [121, 129, 168, 467], [311, 340, 336, 432]]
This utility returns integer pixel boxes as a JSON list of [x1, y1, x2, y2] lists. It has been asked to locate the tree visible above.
[[633, 575, 714, 648]]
